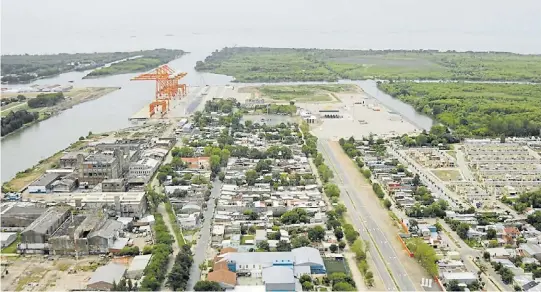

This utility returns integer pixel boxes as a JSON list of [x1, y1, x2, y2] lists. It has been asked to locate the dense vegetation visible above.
[[27, 92, 65, 108], [379, 82, 541, 137], [1, 49, 181, 83], [140, 213, 173, 291], [406, 238, 439, 277], [1, 109, 39, 136], [167, 245, 194, 291], [195, 47, 339, 82], [505, 189, 541, 214], [84, 49, 184, 78], [195, 47, 541, 83]]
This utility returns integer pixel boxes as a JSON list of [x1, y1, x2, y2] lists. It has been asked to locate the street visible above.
[[186, 179, 222, 290], [319, 139, 421, 291]]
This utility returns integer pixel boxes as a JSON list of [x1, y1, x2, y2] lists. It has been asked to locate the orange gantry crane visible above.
[[131, 65, 188, 117]]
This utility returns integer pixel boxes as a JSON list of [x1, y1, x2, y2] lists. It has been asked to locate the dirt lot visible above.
[[432, 169, 463, 181], [1, 255, 108, 291]]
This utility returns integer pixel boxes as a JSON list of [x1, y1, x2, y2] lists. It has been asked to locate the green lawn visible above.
[[323, 258, 349, 275], [241, 235, 254, 244], [432, 169, 463, 181], [253, 84, 356, 102]]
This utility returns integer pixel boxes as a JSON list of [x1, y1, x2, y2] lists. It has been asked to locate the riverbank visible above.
[[1, 139, 88, 193], [1, 87, 119, 138], [1, 121, 163, 192]]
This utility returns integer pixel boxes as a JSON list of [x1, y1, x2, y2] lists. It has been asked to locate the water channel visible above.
[[1, 51, 435, 183]]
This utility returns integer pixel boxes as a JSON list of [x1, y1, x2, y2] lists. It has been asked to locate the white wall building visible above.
[[129, 158, 159, 177]]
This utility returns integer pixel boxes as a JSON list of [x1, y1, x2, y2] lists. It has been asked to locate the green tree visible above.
[[257, 240, 270, 251], [308, 226, 326, 242], [193, 280, 223, 291], [332, 282, 356, 291], [210, 155, 221, 174], [384, 199, 392, 209], [456, 223, 470, 239], [291, 235, 311, 248], [302, 281, 314, 291], [486, 228, 497, 240], [446, 280, 462, 292], [324, 183, 340, 198], [329, 244, 338, 253], [245, 169, 258, 186], [338, 241, 346, 250], [276, 240, 292, 251], [334, 227, 344, 241]]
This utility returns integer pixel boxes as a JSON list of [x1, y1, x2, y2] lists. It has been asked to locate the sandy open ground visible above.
[[304, 88, 419, 140], [1, 255, 110, 291]]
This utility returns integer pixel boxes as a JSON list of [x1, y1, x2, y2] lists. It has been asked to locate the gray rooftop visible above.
[[127, 254, 152, 272], [88, 263, 126, 285], [262, 266, 295, 284], [292, 247, 325, 266], [219, 247, 323, 267], [88, 220, 122, 239], [29, 173, 60, 187], [22, 207, 70, 235]]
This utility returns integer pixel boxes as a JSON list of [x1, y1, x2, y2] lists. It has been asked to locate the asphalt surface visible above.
[[319, 140, 420, 291], [186, 179, 222, 290]]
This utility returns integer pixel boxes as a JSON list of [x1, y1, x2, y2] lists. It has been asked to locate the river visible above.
[[2, 0, 540, 182]]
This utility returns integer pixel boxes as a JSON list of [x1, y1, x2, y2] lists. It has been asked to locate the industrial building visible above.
[[50, 192, 147, 218], [50, 174, 78, 193], [59, 151, 88, 169], [102, 178, 127, 192], [126, 254, 152, 279], [77, 149, 125, 187], [0, 202, 46, 230], [87, 263, 126, 290], [27, 173, 61, 193], [21, 207, 71, 244], [216, 247, 325, 276], [128, 158, 159, 179], [48, 214, 124, 256]]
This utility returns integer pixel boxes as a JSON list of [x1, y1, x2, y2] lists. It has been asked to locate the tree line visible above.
[[1, 109, 39, 136]]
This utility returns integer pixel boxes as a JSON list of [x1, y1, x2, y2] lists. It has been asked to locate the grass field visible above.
[[240, 235, 254, 244], [195, 47, 541, 83], [323, 258, 350, 275], [243, 84, 356, 102], [432, 169, 463, 181]]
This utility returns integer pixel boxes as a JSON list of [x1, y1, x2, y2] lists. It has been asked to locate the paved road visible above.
[[186, 179, 222, 290], [319, 140, 418, 291]]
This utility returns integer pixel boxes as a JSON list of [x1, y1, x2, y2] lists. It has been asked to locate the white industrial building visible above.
[[126, 254, 152, 279], [129, 158, 159, 177], [28, 173, 61, 193]]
